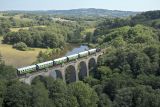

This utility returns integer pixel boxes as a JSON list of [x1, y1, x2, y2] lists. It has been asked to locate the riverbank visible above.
[[0, 37, 87, 68], [36, 43, 89, 63]]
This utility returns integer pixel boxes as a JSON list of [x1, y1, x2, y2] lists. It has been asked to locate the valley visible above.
[[0, 6, 160, 107]]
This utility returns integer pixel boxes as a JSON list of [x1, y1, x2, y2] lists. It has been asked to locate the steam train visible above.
[[17, 48, 101, 75]]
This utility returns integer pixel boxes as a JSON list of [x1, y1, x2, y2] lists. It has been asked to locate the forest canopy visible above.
[[0, 10, 160, 107]]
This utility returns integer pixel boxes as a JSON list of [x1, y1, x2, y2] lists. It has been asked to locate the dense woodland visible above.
[[1, 16, 84, 48], [0, 10, 160, 107]]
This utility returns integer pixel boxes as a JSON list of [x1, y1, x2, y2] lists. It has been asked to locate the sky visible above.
[[0, 0, 160, 11]]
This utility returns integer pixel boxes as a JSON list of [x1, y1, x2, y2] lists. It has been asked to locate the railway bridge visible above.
[[19, 51, 104, 85]]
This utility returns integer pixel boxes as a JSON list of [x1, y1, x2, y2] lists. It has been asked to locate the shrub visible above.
[[13, 42, 28, 51]]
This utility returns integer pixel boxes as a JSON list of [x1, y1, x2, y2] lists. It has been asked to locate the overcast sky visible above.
[[0, 0, 160, 11]]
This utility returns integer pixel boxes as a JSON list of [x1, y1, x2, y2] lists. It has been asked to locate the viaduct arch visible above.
[[19, 52, 103, 85]]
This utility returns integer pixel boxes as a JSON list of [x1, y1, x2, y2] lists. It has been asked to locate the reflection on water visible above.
[[65, 45, 89, 56]]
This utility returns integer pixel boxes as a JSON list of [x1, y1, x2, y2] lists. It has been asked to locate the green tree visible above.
[[113, 87, 134, 107], [44, 78, 73, 107], [97, 66, 112, 80], [98, 94, 112, 107], [85, 32, 93, 43], [113, 86, 160, 107], [13, 42, 28, 51], [3, 82, 32, 107], [31, 82, 52, 107], [0, 80, 6, 107], [68, 81, 99, 107]]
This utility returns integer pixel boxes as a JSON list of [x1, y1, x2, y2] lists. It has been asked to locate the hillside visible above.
[[46, 8, 138, 17], [3, 8, 139, 18], [0, 10, 160, 107], [94, 10, 160, 36]]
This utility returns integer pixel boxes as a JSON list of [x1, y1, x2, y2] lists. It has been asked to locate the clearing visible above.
[[10, 25, 46, 32], [0, 36, 46, 68]]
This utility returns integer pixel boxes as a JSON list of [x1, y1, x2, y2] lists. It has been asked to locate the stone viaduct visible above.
[[19, 51, 104, 85]]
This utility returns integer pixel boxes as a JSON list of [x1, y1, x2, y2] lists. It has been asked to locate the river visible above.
[[64, 45, 89, 56]]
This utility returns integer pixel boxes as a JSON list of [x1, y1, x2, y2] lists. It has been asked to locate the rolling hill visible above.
[[2, 8, 139, 18]]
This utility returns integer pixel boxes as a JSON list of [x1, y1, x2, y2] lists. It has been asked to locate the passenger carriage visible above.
[[17, 48, 101, 76]]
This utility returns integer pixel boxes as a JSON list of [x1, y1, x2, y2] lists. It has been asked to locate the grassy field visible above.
[[0, 13, 33, 21], [0, 13, 7, 18], [10, 25, 46, 32], [10, 27, 29, 32], [81, 28, 95, 35], [0, 37, 46, 68], [14, 14, 33, 21], [85, 28, 95, 33]]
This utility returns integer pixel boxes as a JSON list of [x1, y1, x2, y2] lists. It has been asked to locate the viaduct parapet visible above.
[[19, 52, 104, 85]]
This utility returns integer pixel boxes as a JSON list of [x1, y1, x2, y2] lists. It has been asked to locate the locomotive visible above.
[[17, 48, 101, 75]]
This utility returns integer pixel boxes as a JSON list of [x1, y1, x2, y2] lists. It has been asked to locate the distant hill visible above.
[[129, 10, 160, 28], [94, 10, 160, 36], [2, 8, 139, 18], [132, 10, 160, 21], [46, 8, 138, 17]]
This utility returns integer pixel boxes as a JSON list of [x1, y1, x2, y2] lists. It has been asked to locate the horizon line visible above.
[[1, 8, 158, 12]]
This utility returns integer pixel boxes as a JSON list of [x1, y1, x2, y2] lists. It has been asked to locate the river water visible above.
[[64, 45, 89, 56]]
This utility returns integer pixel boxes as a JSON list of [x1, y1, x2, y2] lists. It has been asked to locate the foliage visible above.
[[3, 82, 32, 107], [1, 15, 84, 48], [99, 25, 160, 78], [94, 10, 160, 37], [0, 80, 6, 107], [0, 55, 17, 80], [0, 10, 160, 107], [113, 86, 160, 107], [13, 42, 28, 51], [68, 81, 99, 107], [88, 10, 160, 107], [31, 82, 51, 107], [3, 30, 65, 48], [37, 48, 64, 62]]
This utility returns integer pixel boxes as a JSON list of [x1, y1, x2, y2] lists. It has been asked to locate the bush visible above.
[[13, 42, 28, 51]]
